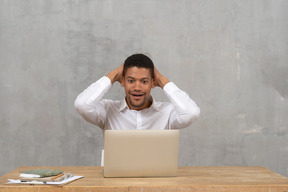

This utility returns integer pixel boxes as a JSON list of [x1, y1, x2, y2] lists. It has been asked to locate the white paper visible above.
[[19, 174, 41, 178], [7, 176, 84, 185], [7, 179, 44, 185]]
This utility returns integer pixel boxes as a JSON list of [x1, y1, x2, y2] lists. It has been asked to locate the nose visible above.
[[134, 81, 142, 90]]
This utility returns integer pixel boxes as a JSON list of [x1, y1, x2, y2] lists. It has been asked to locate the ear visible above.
[[152, 78, 155, 88], [121, 78, 124, 87]]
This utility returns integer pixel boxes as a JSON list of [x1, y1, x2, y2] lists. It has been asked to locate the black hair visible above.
[[123, 54, 154, 78]]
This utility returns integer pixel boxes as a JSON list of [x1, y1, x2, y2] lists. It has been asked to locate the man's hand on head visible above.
[[153, 66, 170, 89], [107, 64, 124, 84]]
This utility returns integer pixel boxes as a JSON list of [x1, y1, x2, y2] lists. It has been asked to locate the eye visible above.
[[142, 80, 148, 84], [128, 79, 134, 83]]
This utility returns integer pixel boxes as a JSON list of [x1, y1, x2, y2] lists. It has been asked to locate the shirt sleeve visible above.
[[74, 76, 112, 128], [163, 82, 200, 129]]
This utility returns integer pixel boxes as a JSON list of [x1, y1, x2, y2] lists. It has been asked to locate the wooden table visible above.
[[1, 166, 288, 192]]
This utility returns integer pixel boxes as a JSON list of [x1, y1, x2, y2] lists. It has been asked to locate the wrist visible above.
[[157, 77, 169, 88], [107, 65, 123, 84], [106, 71, 118, 84]]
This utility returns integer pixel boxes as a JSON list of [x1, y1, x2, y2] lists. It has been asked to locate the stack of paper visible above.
[[7, 169, 83, 185], [20, 169, 66, 183]]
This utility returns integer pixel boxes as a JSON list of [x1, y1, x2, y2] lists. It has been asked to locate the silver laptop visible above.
[[103, 129, 179, 178]]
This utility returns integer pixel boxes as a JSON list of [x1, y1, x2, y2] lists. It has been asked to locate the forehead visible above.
[[124, 67, 152, 79]]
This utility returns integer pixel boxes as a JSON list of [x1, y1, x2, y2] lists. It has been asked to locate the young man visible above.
[[74, 54, 200, 130]]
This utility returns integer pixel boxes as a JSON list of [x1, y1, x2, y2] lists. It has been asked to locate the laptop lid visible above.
[[103, 129, 179, 178]]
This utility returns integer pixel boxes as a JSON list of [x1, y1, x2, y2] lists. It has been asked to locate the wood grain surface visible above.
[[1, 166, 288, 192]]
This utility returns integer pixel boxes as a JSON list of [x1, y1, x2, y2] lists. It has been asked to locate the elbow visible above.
[[187, 105, 200, 123], [74, 97, 96, 124], [74, 97, 87, 115], [74, 97, 81, 111], [181, 105, 200, 126], [172, 101, 200, 129]]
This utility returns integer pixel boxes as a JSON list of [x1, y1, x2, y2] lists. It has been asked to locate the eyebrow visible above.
[[127, 76, 150, 80]]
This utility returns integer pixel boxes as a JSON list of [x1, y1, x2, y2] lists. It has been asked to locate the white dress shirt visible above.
[[74, 76, 200, 130]]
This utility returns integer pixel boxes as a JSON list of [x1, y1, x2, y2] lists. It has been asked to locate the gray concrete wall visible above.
[[1, 0, 288, 177]]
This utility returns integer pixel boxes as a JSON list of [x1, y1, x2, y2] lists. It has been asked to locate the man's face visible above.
[[121, 67, 155, 111]]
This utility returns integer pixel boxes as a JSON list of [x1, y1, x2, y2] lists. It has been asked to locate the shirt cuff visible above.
[[101, 76, 112, 86], [163, 82, 178, 93]]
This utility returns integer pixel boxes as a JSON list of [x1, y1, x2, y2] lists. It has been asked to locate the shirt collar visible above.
[[119, 96, 160, 112]]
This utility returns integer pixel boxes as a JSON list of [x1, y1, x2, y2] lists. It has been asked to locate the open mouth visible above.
[[130, 92, 145, 99]]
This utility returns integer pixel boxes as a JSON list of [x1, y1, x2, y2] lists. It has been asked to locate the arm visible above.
[[74, 65, 123, 127], [154, 66, 200, 129], [164, 82, 200, 129]]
